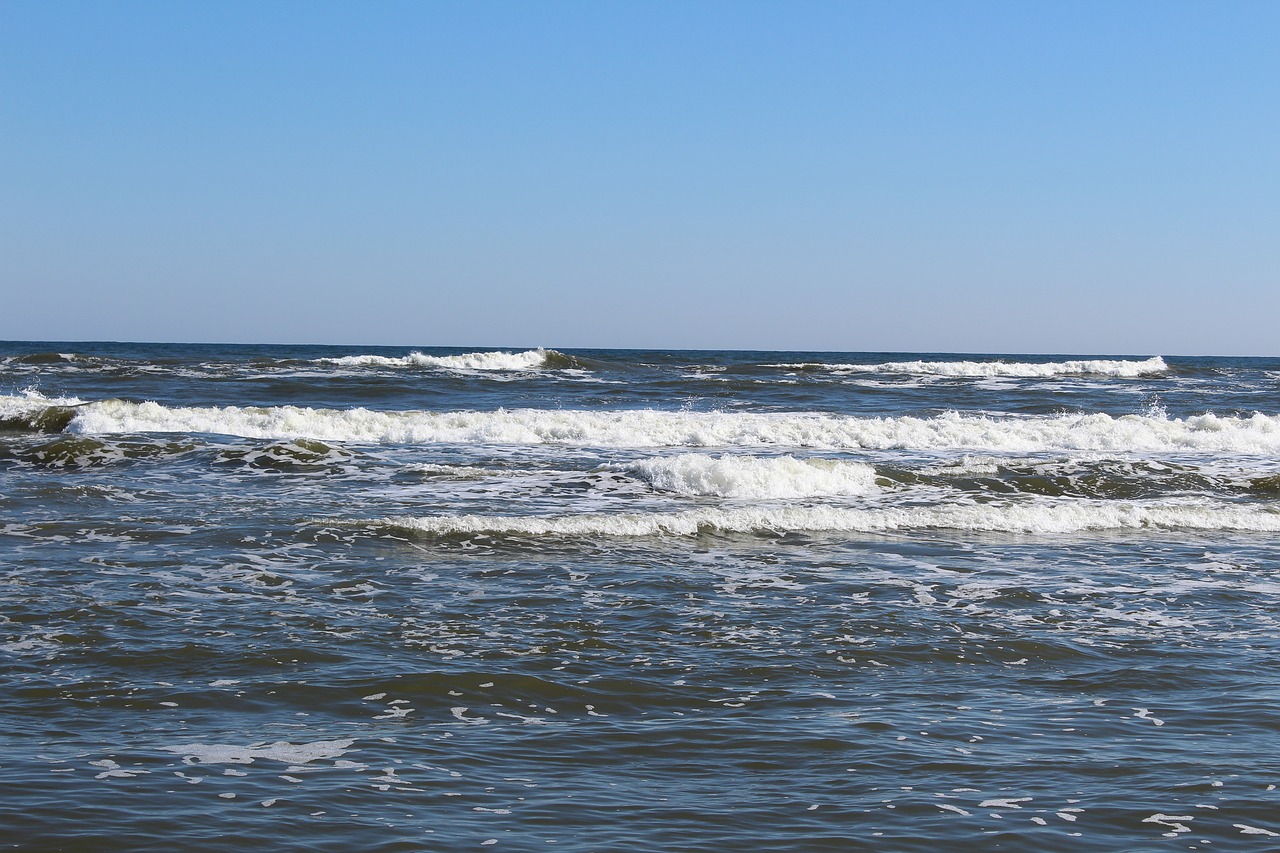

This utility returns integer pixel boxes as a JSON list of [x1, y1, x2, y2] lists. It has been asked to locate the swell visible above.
[[2, 351, 84, 366], [0, 433, 352, 472], [0, 351, 139, 370], [0, 435, 200, 469]]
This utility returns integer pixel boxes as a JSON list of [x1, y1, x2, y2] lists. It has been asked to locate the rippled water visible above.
[[3, 343, 1280, 850]]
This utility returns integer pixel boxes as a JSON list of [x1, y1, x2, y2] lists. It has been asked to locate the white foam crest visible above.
[[376, 501, 1280, 538], [0, 390, 84, 416], [67, 403, 1280, 455], [314, 348, 551, 371], [773, 356, 1168, 378], [627, 454, 879, 498]]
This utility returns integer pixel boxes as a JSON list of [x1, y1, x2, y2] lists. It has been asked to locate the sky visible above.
[[2, 0, 1278, 355]]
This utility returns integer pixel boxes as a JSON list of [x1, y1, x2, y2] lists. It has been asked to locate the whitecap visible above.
[[626, 453, 879, 498], [0, 389, 85, 415], [67, 403, 1280, 455], [313, 348, 555, 371], [772, 356, 1168, 378]]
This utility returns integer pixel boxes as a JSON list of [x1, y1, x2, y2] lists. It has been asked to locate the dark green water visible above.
[[3, 343, 1280, 850]]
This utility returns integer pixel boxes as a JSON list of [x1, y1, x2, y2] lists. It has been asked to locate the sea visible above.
[[2, 342, 1279, 851]]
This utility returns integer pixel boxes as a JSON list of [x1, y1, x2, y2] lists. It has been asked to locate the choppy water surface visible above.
[[3, 343, 1280, 850]]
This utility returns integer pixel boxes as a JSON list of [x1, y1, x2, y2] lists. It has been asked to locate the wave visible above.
[[771, 356, 1168, 378], [0, 435, 197, 468], [626, 453, 879, 498], [371, 500, 1280, 538], [0, 352, 141, 371], [6, 436, 131, 468], [311, 348, 579, 371], [0, 391, 86, 433], [59, 401, 1280, 454], [1, 352, 82, 366]]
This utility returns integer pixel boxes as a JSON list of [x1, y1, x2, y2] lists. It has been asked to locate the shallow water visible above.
[[3, 343, 1279, 850]]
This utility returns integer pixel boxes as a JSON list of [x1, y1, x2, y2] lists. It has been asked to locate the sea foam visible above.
[[772, 356, 1168, 378], [66, 402, 1280, 455], [627, 453, 879, 498], [375, 500, 1280, 538]]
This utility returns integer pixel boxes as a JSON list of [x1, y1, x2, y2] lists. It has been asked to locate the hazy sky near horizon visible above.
[[2, 0, 1278, 355]]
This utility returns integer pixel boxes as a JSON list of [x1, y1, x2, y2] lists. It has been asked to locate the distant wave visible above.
[[0, 352, 82, 366], [49, 399, 1280, 454], [626, 453, 879, 498], [372, 500, 1280, 538], [311, 348, 580, 371], [0, 352, 128, 370], [771, 356, 1168, 378]]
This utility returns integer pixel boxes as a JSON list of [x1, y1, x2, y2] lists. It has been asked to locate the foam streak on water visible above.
[[376, 500, 1280, 537], [3, 342, 1280, 851]]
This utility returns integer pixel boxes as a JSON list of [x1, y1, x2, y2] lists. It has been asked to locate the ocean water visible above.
[[2, 342, 1279, 851]]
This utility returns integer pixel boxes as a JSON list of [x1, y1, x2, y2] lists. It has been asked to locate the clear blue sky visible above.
[[2, 0, 1277, 354]]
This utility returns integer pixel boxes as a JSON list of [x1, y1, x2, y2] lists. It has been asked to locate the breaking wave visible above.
[[61, 401, 1280, 454], [0, 391, 85, 433], [312, 348, 579, 371], [626, 453, 880, 498], [772, 356, 1168, 378], [372, 500, 1280, 538]]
